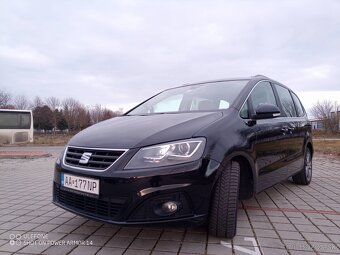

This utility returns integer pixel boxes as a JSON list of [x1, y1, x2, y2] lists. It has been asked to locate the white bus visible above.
[[0, 109, 33, 144]]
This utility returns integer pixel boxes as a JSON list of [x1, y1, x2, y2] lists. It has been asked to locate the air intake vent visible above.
[[54, 183, 125, 220], [64, 146, 126, 170]]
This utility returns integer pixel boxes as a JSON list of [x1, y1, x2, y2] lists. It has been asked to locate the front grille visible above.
[[64, 146, 126, 170], [54, 183, 125, 220]]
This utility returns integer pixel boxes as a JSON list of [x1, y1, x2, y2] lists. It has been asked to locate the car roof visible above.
[[181, 75, 268, 87]]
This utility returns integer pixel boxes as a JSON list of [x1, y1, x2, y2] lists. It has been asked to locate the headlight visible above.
[[124, 138, 206, 169]]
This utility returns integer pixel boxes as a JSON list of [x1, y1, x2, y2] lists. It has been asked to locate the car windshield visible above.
[[127, 80, 249, 115], [127, 80, 248, 115]]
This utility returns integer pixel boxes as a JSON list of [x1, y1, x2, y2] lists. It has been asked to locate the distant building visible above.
[[310, 110, 340, 131], [310, 119, 324, 130]]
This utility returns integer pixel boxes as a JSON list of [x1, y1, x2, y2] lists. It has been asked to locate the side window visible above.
[[291, 92, 305, 117], [240, 100, 249, 119], [250, 81, 277, 110], [275, 85, 297, 117]]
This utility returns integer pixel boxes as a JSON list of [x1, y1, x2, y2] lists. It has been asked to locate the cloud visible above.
[[0, 45, 51, 68], [0, 0, 340, 110]]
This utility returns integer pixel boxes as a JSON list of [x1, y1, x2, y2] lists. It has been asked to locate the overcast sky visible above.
[[1, 0, 340, 112]]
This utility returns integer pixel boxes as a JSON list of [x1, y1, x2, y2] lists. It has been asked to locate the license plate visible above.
[[61, 173, 99, 195]]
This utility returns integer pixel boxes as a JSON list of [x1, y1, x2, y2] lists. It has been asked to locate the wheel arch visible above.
[[306, 140, 314, 156], [216, 151, 257, 199]]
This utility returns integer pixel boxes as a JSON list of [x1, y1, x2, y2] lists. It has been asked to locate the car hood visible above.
[[68, 112, 223, 149]]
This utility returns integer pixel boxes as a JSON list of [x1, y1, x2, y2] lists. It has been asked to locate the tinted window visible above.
[[275, 85, 297, 117], [250, 81, 277, 110], [128, 80, 249, 115], [240, 100, 249, 119], [0, 112, 31, 129], [291, 92, 305, 117]]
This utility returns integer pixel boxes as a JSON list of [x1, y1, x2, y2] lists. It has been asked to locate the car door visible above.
[[246, 81, 292, 191], [273, 85, 306, 176]]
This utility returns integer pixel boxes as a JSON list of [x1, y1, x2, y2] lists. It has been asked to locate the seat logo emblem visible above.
[[79, 152, 92, 164]]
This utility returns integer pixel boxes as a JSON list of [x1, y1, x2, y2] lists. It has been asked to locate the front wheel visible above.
[[292, 147, 312, 185], [209, 161, 240, 238]]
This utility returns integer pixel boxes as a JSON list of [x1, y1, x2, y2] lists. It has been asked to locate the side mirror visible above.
[[252, 103, 281, 119]]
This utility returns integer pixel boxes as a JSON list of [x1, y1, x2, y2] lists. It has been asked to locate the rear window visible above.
[[291, 92, 305, 117], [0, 112, 31, 129], [274, 85, 297, 117]]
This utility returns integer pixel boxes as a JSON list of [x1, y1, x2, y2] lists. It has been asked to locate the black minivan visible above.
[[53, 75, 313, 238]]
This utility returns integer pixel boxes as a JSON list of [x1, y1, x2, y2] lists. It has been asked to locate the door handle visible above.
[[281, 127, 294, 134]]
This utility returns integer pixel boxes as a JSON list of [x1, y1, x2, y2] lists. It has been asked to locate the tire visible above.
[[292, 147, 312, 185], [209, 161, 240, 238]]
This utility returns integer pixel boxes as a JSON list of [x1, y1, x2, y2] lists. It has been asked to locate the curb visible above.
[[0, 151, 51, 159]]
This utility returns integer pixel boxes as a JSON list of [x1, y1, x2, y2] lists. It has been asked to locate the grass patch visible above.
[[33, 133, 74, 145], [313, 139, 340, 155], [312, 130, 340, 139]]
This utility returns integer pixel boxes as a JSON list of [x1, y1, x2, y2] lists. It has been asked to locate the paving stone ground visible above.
[[0, 147, 339, 255]]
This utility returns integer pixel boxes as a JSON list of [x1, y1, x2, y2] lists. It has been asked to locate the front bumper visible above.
[[53, 158, 215, 226]]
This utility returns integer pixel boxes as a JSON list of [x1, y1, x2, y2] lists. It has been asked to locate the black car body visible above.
[[53, 75, 313, 238]]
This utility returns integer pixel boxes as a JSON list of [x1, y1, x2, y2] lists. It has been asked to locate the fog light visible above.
[[162, 201, 178, 214]]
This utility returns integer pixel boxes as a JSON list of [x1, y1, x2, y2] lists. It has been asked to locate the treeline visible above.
[[0, 90, 123, 132]]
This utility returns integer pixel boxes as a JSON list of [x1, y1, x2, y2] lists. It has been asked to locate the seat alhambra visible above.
[[53, 75, 313, 238]]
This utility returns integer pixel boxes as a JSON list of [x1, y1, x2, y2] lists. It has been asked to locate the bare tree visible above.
[[31, 96, 44, 109], [0, 90, 12, 108], [90, 104, 103, 124], [62, 98, 91, 131], [46, 97, 61, 131], [311, 100, 339, 133], [14, 95, 31, 110], [89, 105, 121, 124], [45, 96, 60, 111]]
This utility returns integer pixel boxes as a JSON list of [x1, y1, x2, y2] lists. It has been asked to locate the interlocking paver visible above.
[[154, 240, 181, 252], [68, 245, 100, 255], [180, 241, 206, 253], [0, 150, 340, 255], [151, 251, 176, 255], [309, 241, 340, 253], [272, 223, 296, 231], [261, 247, 289, 255], [115, 227, 140, 238], [137, 229, 162, 240], [160, 231, 183, 241], [207, 243, 233, 255], [254, 229, 278, 238], [105, 236, 134, 248], [96, 247, 125, 255], [183, 232, 207, 243], [301, 232, 332, 242], [93, 226, 119, 236], [283, 239, 313, 251], [51, 224, 79, 234], [124, 249, 151, 255], [32, 224, 59, 232], [71, 225, 98, 235], [277, 230, 304, 240], [256, 237, 285, 249], [129, 238, 157, 250]]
